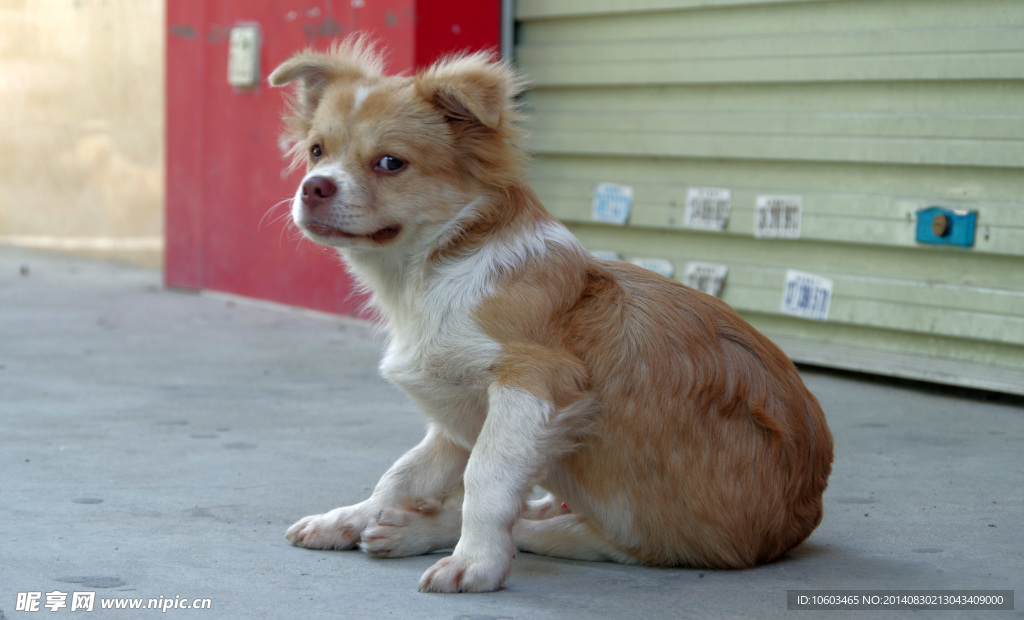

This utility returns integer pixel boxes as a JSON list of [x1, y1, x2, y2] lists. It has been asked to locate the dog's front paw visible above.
[[417, 553, 511, 593], [361, 502, 460, 558], [286, 505, 370, 550]]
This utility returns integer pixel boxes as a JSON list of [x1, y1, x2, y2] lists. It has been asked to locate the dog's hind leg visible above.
[[521, 492, 572, 520], [512, 514, 638, 563]]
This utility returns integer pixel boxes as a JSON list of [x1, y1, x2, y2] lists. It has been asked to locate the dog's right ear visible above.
[[268, 34, 385, 119], [269, 35, 386, 169]]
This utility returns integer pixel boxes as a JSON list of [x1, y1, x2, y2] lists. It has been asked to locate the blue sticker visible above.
[[592, 183, 633, 226]]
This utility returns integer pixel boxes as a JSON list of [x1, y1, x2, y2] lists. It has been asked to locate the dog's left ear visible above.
[[415, 52, 525, 130]]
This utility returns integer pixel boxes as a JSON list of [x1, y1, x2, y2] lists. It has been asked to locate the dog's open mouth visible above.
[[304, 222, 402, 243], [368, 226, 402, 242]]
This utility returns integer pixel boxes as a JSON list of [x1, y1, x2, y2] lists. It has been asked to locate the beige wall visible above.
[[0, 0, 164, 266]]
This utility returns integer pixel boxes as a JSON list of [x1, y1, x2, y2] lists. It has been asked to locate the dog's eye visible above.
[[375, 155, 405, 173], [310, 144, 323, 160]]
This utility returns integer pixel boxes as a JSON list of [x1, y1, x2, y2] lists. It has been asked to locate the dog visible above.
[[268, 35, 833, 593]]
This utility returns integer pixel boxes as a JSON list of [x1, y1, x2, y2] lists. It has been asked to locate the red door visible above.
[[165, 0, 501, 316]]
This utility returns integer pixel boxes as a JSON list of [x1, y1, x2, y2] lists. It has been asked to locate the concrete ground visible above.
[[1, 246, 1021, 619]]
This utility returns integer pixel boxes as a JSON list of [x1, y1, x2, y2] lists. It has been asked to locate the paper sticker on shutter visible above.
[[781, 270, 832, 321], [631, 258, 675, 279], [684, 262, 729, 297], [685, 188, 731, 231], [755, 195, 802, 239], [227, 25, 261, 87], [592, 183, 633, 226]]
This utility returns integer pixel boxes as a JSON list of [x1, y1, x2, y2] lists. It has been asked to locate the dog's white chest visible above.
[[380, 325, 499, 449]]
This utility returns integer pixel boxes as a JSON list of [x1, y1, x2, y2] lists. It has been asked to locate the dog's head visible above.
[[269, 35, 526, 251]]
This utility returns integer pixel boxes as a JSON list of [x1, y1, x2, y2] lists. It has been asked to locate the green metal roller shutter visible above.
[[514, 0, 1024, 395]]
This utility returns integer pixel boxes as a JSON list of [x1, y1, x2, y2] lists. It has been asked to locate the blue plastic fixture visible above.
[[915, 206, 977, 248]]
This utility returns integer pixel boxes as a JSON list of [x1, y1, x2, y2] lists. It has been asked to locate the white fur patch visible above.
[[430, 217, 585, 313], [538, 219, 586, 254], [353, 85, 373, 112]]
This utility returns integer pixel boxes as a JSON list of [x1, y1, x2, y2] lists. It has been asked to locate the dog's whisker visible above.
[[281, 222, 307, 248], [259, 198, 294, 231]]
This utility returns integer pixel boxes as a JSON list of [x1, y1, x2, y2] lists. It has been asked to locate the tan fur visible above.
[[474, 208, 832, 568], [270, 35, 833, 592]]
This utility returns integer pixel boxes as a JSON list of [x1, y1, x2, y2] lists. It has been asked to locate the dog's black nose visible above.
[[301, 176, 337, 210]]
